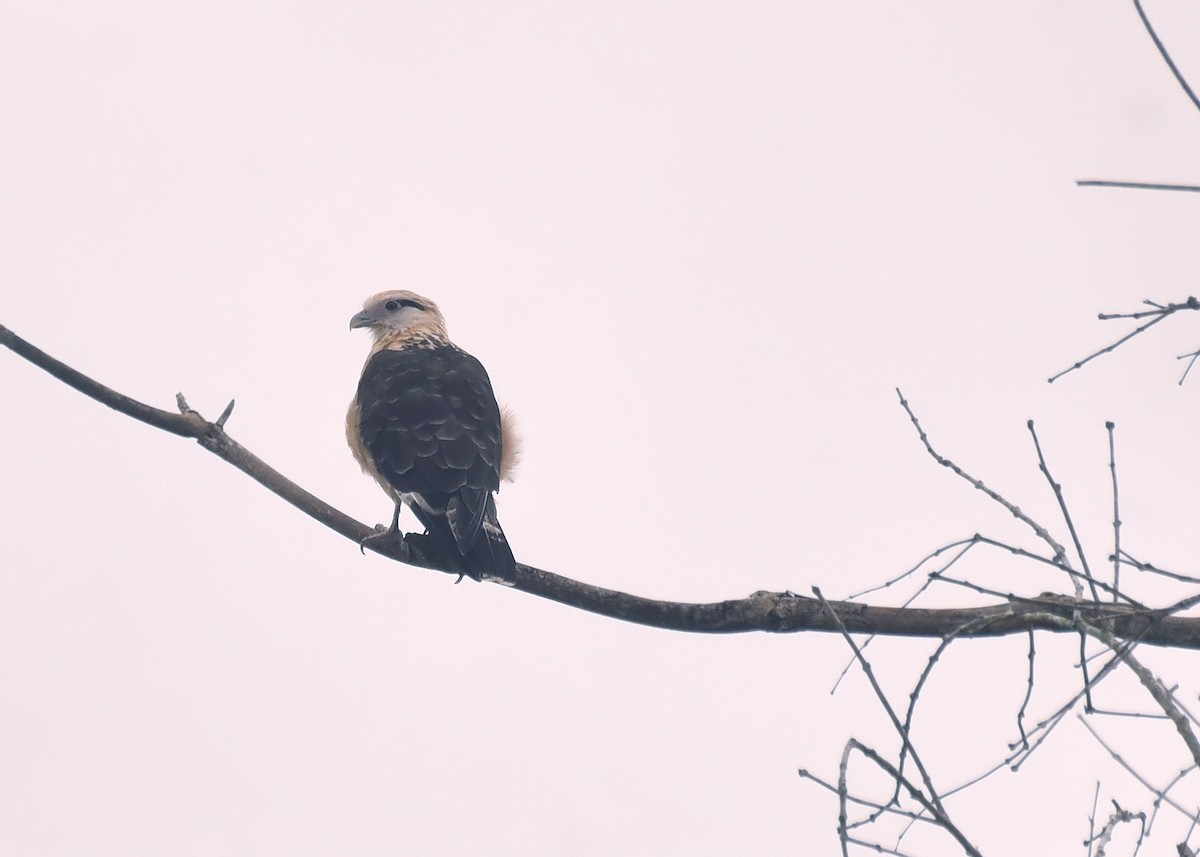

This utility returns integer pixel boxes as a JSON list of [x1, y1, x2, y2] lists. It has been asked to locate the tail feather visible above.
[[475, 505, 516, 581], [411, 498, 516, 581]]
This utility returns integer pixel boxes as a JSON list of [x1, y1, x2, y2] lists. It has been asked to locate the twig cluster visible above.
[[802, 389, 1200, 855], [1049, 297, 1200, 385]]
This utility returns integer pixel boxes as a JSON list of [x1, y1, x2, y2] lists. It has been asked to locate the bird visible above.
[[346, 290, 519, 581]]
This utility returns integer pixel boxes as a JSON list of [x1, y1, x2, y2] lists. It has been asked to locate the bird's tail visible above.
[[412, 497, 517, 582], [468, 496, 517, 582]]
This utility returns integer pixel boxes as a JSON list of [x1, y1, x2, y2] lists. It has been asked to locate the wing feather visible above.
[[355, 344, 504, 562]]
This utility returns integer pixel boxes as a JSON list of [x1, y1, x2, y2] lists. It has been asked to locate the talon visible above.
[[359, 524, 401, 554]]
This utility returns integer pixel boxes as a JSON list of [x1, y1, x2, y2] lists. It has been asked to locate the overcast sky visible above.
[[4, 2, 1200, 854]]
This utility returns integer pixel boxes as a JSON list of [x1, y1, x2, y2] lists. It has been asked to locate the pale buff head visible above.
[[349, 290, 449, 346]]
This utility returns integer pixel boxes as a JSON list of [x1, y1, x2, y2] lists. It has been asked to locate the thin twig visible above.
[[1086, 706, 1169, 722], [1147, 766, 1200, 836], [849, 537, 980, 601], [1049, 297, 1200, 383], [1131, 0, 1200, 116], [1169, 689, 1200, 731], [896, 390, 1076, 587], [1076, 180, 1200, 193], [833, 539, 976, 693], [1101, 299, 1169, 320], [839, 739, 984, 857], [1007, 644, 1126, 768], [1027, 420, 1096, 600], [1016, 629, 1036, 751], [1086, 801, 1146, 857], [859, 533, 1140, 605], [798, 768, 930, 824], [1081, 629, 1098, 713], [1079, 619, 1200, 768], [1178, 349, 1200, 385], [1118, 551, 1200, 586], [814, 587, 949, 819], [963, 536, 1142, 606], [842, 837, 920, 857], [1107, 422, 1121, 601], [895, 613, 1023, 795], [930, 575, 1141, 617], [1080, 718, 1200, 823]]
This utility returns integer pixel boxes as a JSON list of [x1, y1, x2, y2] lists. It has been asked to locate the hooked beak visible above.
[[349, 309, 375, 331]]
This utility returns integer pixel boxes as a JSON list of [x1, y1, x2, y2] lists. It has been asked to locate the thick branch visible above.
[[6, 322, 1200, 645]]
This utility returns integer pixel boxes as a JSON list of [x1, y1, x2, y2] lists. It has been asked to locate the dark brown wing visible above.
[[356, 343, 514, 578]]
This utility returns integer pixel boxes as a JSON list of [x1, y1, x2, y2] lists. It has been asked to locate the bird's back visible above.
[[353, 342, 515, 579]]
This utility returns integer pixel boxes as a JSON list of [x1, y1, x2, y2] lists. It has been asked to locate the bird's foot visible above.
[[359, 524, 403, 555]]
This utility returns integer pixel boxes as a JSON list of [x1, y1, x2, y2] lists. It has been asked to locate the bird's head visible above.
[[349, 290, 449, 345]]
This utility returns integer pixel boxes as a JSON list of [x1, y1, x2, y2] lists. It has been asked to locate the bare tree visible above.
[[791, 1, 1200, 848]]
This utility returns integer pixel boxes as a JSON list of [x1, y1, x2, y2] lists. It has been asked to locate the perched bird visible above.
[[347, 290, 519, 581]]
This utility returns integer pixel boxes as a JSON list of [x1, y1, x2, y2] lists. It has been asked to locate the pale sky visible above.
[[4, 2, 1200, 854]]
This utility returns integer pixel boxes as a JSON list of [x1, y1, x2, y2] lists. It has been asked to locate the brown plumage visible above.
[[347, 290, 518, 580]]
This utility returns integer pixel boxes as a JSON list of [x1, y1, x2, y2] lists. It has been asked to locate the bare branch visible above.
[[848, 536, 979, 601], [1016, 629, 1036, 751], [798, 768, 930, 824], [1130, 0, 1200, 116], [1178, 349, 1200, 385], [1076, 180, 1200, 193], [838, 739, 984, 857], [944, 535, 1141, 606], [1118, 551, 1200, 587], [1086, 801, 1146, 857], [1108, 422, 1122, 600], [815, 586, 950, 821], [1081, 718, 1200, 824], [1079, 619, 1200, 768], [1008, 645, 1127, 770], [1027, 420, 1097, 599], [1049, 297, 1200, 383], [894, 611, 1031, 796], [7, 322, 1200, 645], [896, 389, 1078, 589]]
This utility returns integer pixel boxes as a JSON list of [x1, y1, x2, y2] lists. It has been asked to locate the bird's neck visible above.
[[371, 323, 450, 354]]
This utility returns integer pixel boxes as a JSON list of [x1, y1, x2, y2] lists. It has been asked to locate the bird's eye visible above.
[[385, 299, 401, 312]]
